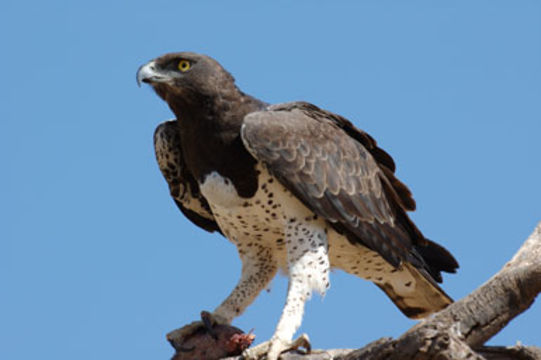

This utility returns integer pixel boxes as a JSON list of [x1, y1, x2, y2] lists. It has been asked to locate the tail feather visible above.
[[376, 263, 453, 319], [414, 238, 459, 283]]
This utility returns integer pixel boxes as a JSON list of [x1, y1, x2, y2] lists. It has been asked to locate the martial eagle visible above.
[[137, 52, 458, 360]]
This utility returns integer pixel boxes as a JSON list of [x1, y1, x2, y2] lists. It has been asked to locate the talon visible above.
[[242, 340, 270, 360], [292, 333, 311, 353], [242, 334, 311, 360], [201, 311, 218, 339]]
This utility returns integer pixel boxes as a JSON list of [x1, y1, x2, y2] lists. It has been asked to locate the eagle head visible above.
[[137, 52, 237, 106]]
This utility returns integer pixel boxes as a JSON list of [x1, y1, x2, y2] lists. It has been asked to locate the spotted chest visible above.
[[198, 165, 327, 273]]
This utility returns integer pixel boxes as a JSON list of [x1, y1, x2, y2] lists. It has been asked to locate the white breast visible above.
[[199, 171, 244, 208]]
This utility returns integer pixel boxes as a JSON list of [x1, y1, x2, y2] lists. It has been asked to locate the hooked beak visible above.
[[136, 60, 169, 87]]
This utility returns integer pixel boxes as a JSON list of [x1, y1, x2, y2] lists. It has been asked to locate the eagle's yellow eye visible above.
[[178, 60, 191, 72]]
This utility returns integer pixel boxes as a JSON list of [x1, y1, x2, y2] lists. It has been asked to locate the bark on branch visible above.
[[226, 221, 541, 360]]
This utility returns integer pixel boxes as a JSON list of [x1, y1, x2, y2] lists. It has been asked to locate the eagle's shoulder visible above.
[[154, 120, 222, 234]]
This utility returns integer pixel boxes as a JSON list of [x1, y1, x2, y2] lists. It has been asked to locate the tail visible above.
[[377, 263, 454, 319], [414, 238, 459, 283], [377, 237, 458, 319]]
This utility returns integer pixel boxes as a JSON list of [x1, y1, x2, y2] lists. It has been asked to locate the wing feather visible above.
[[241, 102, 418, 267], [241, 102, 458, 281], [154, 121, 222, 234]]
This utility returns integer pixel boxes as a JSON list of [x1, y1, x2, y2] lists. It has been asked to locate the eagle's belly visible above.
[[198, 166, 293, 270], [327, 231, 405, 284], [199, 165, 405, 286]]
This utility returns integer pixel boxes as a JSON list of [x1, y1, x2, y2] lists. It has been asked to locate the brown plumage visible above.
[[137, 52, 459, 359]]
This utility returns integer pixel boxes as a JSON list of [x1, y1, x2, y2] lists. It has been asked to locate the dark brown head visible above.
[[137, 52, 239, 110]]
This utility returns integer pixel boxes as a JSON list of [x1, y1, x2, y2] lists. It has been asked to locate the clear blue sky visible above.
[[2, 1, 540, 359]]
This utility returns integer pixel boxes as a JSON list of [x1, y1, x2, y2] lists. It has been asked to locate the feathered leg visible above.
[[244, 220, 330, 360], [213, 245, 278, 323]]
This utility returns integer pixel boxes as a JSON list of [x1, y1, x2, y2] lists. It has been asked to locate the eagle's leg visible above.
[[212, 245, 278, 324], [244, 220, 330, 360], [167, 247, 277, 348]]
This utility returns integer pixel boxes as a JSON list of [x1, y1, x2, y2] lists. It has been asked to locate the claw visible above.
[[201, 311, 219, 339], [242, 333, 311, 360]]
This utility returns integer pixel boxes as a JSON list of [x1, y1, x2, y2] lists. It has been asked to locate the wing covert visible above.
[[241, 102, 421, 268]]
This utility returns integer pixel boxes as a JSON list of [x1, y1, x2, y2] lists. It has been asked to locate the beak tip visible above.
[[136, 60, 169, 88], [136, 64, 146, 87]]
